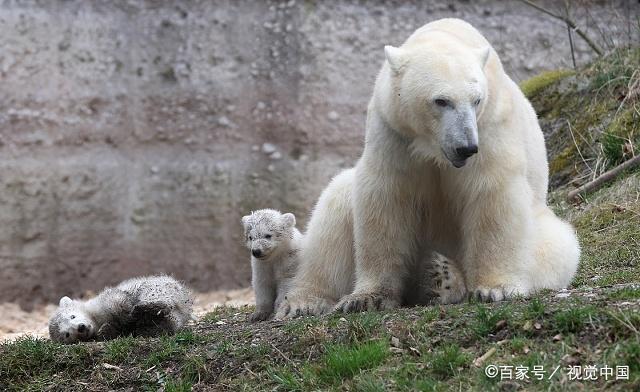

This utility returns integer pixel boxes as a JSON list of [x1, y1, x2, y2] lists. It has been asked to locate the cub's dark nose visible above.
[[456, 144, 478, 159], [252, 249, 262, 258], [77, 324, 87, 333]]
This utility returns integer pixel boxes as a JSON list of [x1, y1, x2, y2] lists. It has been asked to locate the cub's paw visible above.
[[249, 310, 272, 323], [431, 254, 466, 304], [274, 296, 334, 319], [334, 293, 399, 313], [96, 323, 118, 340]]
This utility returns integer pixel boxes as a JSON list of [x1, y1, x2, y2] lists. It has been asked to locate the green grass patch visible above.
[[609, 286, 640, 300], [472, 304, 510, 338], [429, 343, 470, 379], [316, 340, 389, 384], [104, 335, 136, 363], [553, 306, 596, 333]]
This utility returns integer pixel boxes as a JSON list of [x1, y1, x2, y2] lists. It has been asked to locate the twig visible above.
[[518, 0, 603, 56], [567, 120, 592, 176], [564, 0, 577, 68], [568, 155, 640, 202]]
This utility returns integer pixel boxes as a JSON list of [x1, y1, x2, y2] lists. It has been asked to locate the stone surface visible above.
[[0, 0, 636, 307]]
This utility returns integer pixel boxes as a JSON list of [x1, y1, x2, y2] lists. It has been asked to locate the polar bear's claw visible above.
[[274, 296, 334, 319], [470, 286, 523, 302], [334, 293, 399, 313]]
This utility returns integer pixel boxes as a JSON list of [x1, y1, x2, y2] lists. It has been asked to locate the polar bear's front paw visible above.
[[334, 293, 399, 313], [249, 310, 272, 322], [274, 296, 334, 319], [470, 286, 523, 302]]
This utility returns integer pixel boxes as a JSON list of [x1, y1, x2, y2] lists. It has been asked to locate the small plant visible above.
[[163, 376, 193, 392], [553, 306, 595, 333], [524, 297, 546, 320], [472, 305, 510, 338], [429, 344, 470, 379], [268, 366, 305, 391]]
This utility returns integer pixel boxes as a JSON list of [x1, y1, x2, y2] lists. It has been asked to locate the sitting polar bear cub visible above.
[[242, 209, 302, 321], [276, 18, 580, 317]]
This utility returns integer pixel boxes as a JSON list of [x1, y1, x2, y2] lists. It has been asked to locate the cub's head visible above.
[[48, 297, 95, 344], [382, 39, 490, 168], [241, 209, 296, 261]]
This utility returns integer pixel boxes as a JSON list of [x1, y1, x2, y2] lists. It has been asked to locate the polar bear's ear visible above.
[[478, 47, 491, 68], [241, 215, 250, 228], [384, 45, 407, 74], [282, 213, 296, 228], [59, 296, 72, 307]]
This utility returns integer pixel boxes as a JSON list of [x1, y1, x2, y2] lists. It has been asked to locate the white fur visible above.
[[276, 18, 580, 317], [242, 209, 302, 321], [49, 275, 193, 343]]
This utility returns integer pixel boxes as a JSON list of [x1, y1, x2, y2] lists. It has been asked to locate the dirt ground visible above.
[[0, 288, 255, 342]]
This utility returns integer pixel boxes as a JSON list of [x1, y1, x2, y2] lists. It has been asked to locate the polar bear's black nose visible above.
[[77, 324, 87, 333], [252, 249, 262, 258], [456, 145, 478, 159]]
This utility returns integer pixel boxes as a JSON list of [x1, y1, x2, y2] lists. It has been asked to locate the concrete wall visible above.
[[0, 0, 636, 307]]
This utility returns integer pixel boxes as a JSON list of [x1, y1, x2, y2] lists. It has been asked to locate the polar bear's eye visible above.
[[70, 315, 75, 319], [474, 98, 481, 106], [434, 98, 450, 108], [265, 234, 272, 239], [249, 235, 253, 241]]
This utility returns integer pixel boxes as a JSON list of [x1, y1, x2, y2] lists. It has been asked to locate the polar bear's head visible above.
[[381, 41, 491, 168], [241, 209, 296, 261], [49, 296, 96, 343]]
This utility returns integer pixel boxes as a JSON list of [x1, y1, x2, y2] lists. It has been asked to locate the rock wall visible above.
[[0, 0, 636, 307]]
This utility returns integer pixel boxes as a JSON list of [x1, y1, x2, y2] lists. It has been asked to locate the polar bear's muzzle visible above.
[[442, 107, 479, 168]]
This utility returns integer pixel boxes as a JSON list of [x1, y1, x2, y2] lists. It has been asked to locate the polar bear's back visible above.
[[117, 275, 193, 312]]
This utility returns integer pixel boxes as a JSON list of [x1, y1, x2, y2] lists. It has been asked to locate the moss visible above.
[[519, 69, 574, 98], [548, 145, 575, 175]]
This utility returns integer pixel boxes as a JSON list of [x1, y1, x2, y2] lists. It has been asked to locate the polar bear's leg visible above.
[[461, 178, 534, 302], [529, 207, 580, 290], [335, 164, 423, 313], [274, 169, 355, 319]]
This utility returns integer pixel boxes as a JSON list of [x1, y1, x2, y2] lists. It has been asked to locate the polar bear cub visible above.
[[242, 209, 302, 321], [49, 275, 194, 343]]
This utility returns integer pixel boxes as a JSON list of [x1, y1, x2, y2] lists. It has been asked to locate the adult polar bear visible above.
[[276, 19, 580, 317]]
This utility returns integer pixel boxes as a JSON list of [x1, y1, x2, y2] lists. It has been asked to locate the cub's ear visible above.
[[59, 296, 72, 307], [478, 46, 491, 68], [241, 215, 250, 228], [384, 45, 408, 74], [282, 213, 296, 228]]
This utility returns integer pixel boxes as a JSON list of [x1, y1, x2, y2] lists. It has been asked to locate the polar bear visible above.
[[49, 275, 193, 343], [241, 209, 302, 321], [276, 18, 579, 317]]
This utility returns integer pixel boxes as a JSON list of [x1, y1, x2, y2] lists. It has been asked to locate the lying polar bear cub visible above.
[[49, 275, 193, 343], [242, 209, 302, 321]]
